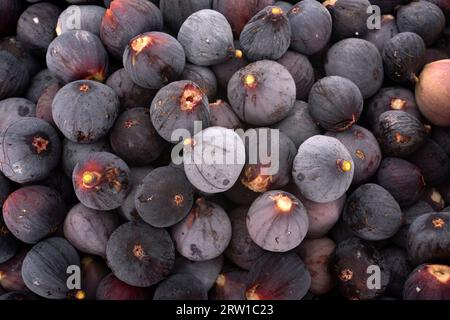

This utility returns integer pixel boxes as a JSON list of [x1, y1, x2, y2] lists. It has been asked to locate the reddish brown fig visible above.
[[403, 264, 450, 300]]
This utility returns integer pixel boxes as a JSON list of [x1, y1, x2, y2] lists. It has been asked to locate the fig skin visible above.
[[364, 14, 398, 53], [403, 264, 450, 300], [415, 59, 450, 126], [96, 273, 151, 300], [211, 270, 248, 300]]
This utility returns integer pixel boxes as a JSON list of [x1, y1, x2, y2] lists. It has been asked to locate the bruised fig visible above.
[[403, 264, 450, 300]]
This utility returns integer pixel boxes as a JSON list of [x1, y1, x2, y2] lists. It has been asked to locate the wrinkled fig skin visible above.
[[407, 212, 450, 266], [46, 30, 109, 83], [178, 9, 235, 66], [171, 198, 232, 262], [297, 237, 336, 295], [324, 0, 371, 40], [364, 15, 398, 53], [0, 50, 30, 100], [123, 32, 186, 90], [174, 255, 224, 291], [16, 3, 61, 56], [150, 80, 210, 143], [246, 252, 311, 300], [247, 191, 309, 252], [26, 69, 61, 104], [213, 0, 275, 37], [277, 51, 314, 101], [0, 0, 21, 34], [96, 273, 150, 300], [365, 87, 421, 129], [415, 60, 450, 126], [0, 117, 61, 184], [327, 125, 382, 185], [343, 183, 403, 241], [110, 108, 165, 166], [135, 166, 194, 228], [211, 270, 248, 300], [209, 100, 243, 129], [381, 246, 411, 298], [325, 38, 384, 99], [309, 76, 363, 132], [403, 264, 450, 300], [57, 5, 106, 36], [272, 101, 321, 149], [407, 139, 450, 187], [153, 274, 208, 300], [106, 222, 175, 287], [288, 0, 332, 55], [240, 6, 292, 61], [106, 68, 156, 111], [21, 237, 80, 299], [0, 217, 19, 264], [100, 0, 163, 60], [182, 64, 218, 102], [0, 98, 36, 132], [0, 248, 28, 292], [227, 60, 296, 126], [292, 135, 354, 203], [3, 186, 67, 244], [225, 207, 265, 270], [377, 157, 426, 208], [382, 32, 426, 83], [331, 237, 390, 300], [160, 0, 212, 32], [63, 203, 120, 257], [52, 80, 119, 144], [397, 1, 446, 46], [375, 111, 427, 158], [427, 0, 450, 18]]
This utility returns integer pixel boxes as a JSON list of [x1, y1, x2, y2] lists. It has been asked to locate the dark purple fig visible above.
[[160, 0, 212, 32], [325, 38, 384, 99], [56, 5, 106, 37], [288, 0, 332, 55], [323, 0, 371, 40], [439, 180, 450, 205], [26, 69, 61, 104], [212, 49, 249, 90], [374, 111, 427, 157], [240, 6, 291, 61], [420, 188, 446, 212], [150, 80, 210, 143], [424, 48, 449, 65], [293, 135, 354, 203], [0, 248, 27, 292], [209, 100, 243, 129], [381, 246, 411, 298], [135, 166, 194, 228], [297, 237, 336, 295], [174, 255, 224, 291], [183, 127, 245, 194], [106, 222, 175, 287], [343, 183, 403, 240], [0, 217, 18, 264], [211, 270, 248, 300], [36, 83, 60, 127], [383, 32, 426, 82], [37, 170, 77, 206], [0, 172, 11, 210], [246, 252, 311, 300], [225, 179, 260, 206], [0, 291, 39, 300], [0, 0, 21, 35], [247, 190, 309, 252], [0, 98, 36, 132], [377, 157, 426, 207], [0, 117, 61, 184], [327, 125, 382, 185], [110, 108, 165, 166], [171, 198, 231, 261], [63, 203, 120, 257], [407, 138, 450, 187], [21, 237, 80, 299], [80, 256, 109, 300], [96, 273, 151, 300], [73, 152, 131, 211], [364, 14, 399, 53], [46, 30, 109, 83], [330, 218, 354, 244], [426, 0, 450, 18], [396, 1, 446, 46], [277, 51, 315, 101], [3, 186, 66, 244], [123, 32, 185, 90], [100, 0, 163, 59], [181, 64, 217, 102], [16, 3, 61, 56], [225, 207, 265, 270], [0, 36, 42, 78], [309, 76, 363, 132], [403, 264, 450, 300], [0, 50, 30, 100], [407, 212, 450, 265], [178, 9, 240, 66], [228, 60, 296, 125], [369, 0, 408, 13], [153, 273, 208, 300], [365, 87, 421, 129], [331, 237, 390, 300]]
